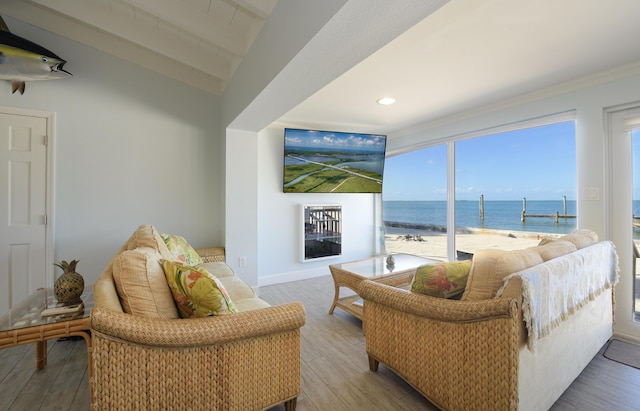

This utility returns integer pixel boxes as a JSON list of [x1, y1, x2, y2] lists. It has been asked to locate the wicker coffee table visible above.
[[0, 288, 93, 370], [329, 253, 438, 319]]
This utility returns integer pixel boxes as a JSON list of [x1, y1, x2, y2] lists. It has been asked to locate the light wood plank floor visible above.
[[1, 275, 639, 410]]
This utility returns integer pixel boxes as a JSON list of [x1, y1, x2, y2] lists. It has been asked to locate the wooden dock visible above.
[[521, 210, 576, 222], [477, 195, 576, 223], [520, 196, 575, 222]]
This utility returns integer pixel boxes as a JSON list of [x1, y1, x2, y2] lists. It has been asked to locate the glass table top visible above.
[[0, 287, 93, 332], [331, 253, 439, 278]]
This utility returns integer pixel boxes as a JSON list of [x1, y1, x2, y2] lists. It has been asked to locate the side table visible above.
[[329, 253, 438, 319], [0, 288, 93, 371]]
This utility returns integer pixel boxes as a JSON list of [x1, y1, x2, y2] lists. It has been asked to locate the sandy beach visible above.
[[384, 226, 560, 261]]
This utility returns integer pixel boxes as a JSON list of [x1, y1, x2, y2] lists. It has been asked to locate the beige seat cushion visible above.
[[218, 276, 257, 301], [462, 248, 543, 301], [233, 298, 271, 312], [528, 240, 577, 261], [559, 229, 598, 249], [112, 247, 179, 319], [201, 261, 237, 279]]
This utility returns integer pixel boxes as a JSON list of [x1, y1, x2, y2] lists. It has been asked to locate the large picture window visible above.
[[383, 118, 576, 261], [383, 144, 447, 260]]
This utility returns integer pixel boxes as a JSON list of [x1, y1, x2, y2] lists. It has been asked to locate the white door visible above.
[[0, 112, 48, 315]]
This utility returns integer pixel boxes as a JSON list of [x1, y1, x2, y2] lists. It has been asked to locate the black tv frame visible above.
[[283, 128, 387, 193]]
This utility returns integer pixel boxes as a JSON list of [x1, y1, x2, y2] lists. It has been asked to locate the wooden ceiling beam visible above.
[[1, 0, 224, 94], [121, 0, 249, 56], [28, 0, 233, 81], [232, 0, 277, 20]]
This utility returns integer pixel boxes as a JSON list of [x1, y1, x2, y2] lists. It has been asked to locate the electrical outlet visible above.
[[238, 256, 247, 267]]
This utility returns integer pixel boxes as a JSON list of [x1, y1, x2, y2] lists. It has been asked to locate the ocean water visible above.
[[383, 200, 578, 235]]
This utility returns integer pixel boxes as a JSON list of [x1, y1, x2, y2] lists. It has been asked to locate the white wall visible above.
[[223, 0, 448, 287], [257, 127, 378, 285], [224, 125, 379, 289], [225, 128, 259, 287], [0, 17, 223, 284]]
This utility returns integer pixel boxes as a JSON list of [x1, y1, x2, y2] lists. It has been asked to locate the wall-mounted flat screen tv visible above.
[[283, 128, 387, 193]]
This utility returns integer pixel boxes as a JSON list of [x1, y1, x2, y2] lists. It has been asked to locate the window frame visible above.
[[384, 111, 577, 261]]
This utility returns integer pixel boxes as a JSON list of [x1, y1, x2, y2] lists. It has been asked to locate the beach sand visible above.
[[384, 226, 559, 261]]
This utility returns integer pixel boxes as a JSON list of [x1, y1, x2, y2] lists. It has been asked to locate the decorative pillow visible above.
[[161, 233, 203, 266], [537, 236, 557, 246], [411, 260, 472, 299], [112, 247, 179, 319], [160, 259, 238, 318], [126, 225, 174, 260], [559, 229, 598, 249], [528, 240, 577, 261], [461, 248, 543, 301]]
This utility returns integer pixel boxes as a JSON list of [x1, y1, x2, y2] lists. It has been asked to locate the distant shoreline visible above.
[[383, 221, 562, 240]]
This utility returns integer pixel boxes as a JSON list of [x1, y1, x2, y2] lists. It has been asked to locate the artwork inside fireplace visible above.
[[301, 204, 342, 261]]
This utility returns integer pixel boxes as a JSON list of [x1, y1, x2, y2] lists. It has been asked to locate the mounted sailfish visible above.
[[0, 16, 71, 94]]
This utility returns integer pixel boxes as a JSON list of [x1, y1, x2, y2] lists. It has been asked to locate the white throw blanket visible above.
[[497, 241, 619, 351]]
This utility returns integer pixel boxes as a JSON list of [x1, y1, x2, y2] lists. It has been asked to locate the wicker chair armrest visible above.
[[358, 280, 518, 323], [90, 302, 306, 347], [196, 247, 225, 263]]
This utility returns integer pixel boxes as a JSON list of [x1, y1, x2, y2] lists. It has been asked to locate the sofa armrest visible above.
[[90, 302, 305, 346], [358, 280, 520, 411], [358, 280, 517, 322], [90, 303, 306, 410]]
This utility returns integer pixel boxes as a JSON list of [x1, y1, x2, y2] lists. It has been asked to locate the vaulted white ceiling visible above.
[[2, 0, 640, 136], [0, 0, 277, 95]]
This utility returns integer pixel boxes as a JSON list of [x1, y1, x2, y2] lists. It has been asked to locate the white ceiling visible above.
[[2, 0, 640, 135], [0, 0, 277, 95], [276, 0, 640, 135]]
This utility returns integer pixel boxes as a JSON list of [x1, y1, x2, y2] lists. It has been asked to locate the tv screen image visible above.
[[283, 128, 387, 193]]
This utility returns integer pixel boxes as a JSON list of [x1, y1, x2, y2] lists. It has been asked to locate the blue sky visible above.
[[285, 128, 386, 152], [383, 121, 577, 201]]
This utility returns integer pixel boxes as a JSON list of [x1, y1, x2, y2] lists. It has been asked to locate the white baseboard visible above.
[[612, 331, 640, 345], [258, 266, 330, 287]]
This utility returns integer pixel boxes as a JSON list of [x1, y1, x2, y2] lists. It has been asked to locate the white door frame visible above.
[[605, 102, 640, 342], [0, 105, 55, 288]]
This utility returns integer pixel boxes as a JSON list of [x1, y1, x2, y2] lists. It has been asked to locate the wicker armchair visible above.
[[90, 303, 305, 410]]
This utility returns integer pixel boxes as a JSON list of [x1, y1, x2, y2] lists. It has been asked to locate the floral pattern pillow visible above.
[[161, 233, 203, 266], [160, 259, 238, 318], [411, 260, 472, 299]]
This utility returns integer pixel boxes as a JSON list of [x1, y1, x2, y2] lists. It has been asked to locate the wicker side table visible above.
[[0, 288, 93, 370]]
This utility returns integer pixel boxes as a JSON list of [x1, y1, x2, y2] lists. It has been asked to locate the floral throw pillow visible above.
[[161, 233, 203, 266], [160, 259, 238, 318], [411, 260, 472, 299]]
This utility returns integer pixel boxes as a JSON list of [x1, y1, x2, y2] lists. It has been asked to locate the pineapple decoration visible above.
[[53, 260, 85, 305]]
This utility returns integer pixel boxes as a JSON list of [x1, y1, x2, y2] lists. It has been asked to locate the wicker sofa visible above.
[[91, 225, 306, 411], [359, 230, 618, 411]]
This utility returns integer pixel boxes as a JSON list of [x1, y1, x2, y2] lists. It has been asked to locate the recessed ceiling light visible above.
[[377, 97, 396, 105]]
